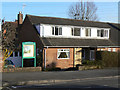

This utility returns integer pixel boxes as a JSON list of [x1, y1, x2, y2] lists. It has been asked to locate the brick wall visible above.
[[44, 48, 74, 69]]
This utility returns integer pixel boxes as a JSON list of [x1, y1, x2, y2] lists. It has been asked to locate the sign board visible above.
[[22, 42, 36, 67]]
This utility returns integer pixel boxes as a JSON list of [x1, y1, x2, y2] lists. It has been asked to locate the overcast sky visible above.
[[1, 2, 119, 23]]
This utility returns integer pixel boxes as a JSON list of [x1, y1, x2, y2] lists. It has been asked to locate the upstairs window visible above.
[[97, 29, 109, 38], [85, 28, 91, 37], [104, 30, 108, 37], [52, 26, 62, 35], [97, 30, 101, 37], [71, 28, 81, 36]]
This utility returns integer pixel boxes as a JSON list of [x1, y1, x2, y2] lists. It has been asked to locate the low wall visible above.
[[2, 67, 42, 72], [78, 65, 102, 70]]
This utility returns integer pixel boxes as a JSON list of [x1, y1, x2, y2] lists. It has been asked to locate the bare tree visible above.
[[68, 0, 98, 21], [2, 21, 17, 67]]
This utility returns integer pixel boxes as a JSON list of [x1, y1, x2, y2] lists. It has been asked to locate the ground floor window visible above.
[[108, 48, 111, 51], [90, 50, 95, 60], [112, 48, 116, 52], [82, 49, 85, 59], [57, 49, 70, 59]]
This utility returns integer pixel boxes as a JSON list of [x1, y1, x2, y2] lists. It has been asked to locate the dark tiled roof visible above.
[[27, 14, 117, 28], [40, 37, 115, 47], [26, 14, 119, 47]]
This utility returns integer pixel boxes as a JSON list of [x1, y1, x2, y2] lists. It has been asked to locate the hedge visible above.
[[96, 51, 120, 67]]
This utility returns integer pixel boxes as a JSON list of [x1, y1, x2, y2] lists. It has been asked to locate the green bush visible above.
[[96, 51, 119, 67], [82, 60, 102, 66]]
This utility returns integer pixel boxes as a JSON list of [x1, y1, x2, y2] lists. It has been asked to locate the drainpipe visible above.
[[44, 49, 46, 69], [44, 46, 48, 70], [73, 48, 75, 67]]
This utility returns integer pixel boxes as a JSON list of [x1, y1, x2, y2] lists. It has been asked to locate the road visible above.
[[2, 68, 120, 90]]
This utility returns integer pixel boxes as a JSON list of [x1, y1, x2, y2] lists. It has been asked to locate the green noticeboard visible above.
[[22, 42, 36, 67]]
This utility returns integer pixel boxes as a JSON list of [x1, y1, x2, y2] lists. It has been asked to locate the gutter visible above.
[[44, 46, 91, 48], [44, 46, 120, 48], [97, 46, 120, 48]]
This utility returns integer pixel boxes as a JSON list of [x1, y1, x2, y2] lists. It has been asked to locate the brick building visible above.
[[17, 13, 120, 69]]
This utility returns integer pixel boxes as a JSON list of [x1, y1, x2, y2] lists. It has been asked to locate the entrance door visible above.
[[90, 50, 95, 60]]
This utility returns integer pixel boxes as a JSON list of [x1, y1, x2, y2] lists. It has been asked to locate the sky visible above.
[[1, 1, 119, 23]]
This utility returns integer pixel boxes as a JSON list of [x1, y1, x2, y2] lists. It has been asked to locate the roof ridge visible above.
[[26, 14, 117, 24]]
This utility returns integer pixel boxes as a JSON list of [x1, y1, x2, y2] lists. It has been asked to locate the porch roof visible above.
[[40, 37, 115, 47]]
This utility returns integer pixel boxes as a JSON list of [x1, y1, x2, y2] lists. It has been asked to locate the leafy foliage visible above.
[[96, 51, 119, 67]]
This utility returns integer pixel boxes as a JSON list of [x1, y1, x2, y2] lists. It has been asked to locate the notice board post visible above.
[[22, 42, 36, 67]]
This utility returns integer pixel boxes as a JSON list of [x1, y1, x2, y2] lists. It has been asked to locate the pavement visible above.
[[2, 68, 120, 89]]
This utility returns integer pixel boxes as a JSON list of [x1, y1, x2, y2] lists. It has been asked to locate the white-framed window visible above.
[[97, 29, 109, 38], [57, 49, 70, 59], [52, 26, 62, 35], [71, 27, 81, 36], [85, 28, 91, 37], [113, 48, 116, 52], [104, 30, 108, 37], [108, 48, 111, 51]]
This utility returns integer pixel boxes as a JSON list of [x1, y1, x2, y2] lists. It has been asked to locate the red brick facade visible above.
[[43, 48, 74, 69]]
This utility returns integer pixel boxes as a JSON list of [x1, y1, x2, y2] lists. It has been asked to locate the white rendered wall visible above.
[[35, 24, 110, 39], [43, 25, 52, 37], [62, 27, 71, 37], [91, 28, 97, 37], [81, 28, 85, 37]]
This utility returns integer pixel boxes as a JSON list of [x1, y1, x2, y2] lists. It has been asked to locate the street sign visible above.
[[22, 42, 36, 67]]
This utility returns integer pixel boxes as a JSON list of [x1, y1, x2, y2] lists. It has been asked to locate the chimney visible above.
[[18, 11, 23, 25], [2, 19, 4, 24]]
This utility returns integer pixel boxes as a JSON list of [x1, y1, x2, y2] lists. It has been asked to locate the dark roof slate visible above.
[[40, 37, 115, 47], [27, 14, 119, 28], [26, 14, 119, 47]]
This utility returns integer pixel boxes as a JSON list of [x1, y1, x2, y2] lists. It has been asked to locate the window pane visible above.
[[52, 27, 54, 35], [85, 28, 91, 36], [86, 29, 89, 36], [15, 52, 18, 57], [82, 49, 85, 57], [55, 27, 58, 35], [58, 52, 69, 58], [101, 30, 104, 37], [10, 53, 13, 57], [71, 28, 74, 36], [113, 48, 116, 52], [97, 30, 101, 37], [108, 48, 111, 51], [64, 49, 69, 51], [104, 30, 108, 37], [20, 52, 22, 56], [58, 49, 70, 59], [90, 50, 95, 60], [74, 28, 80, 36], [59, 27, 62, 35]]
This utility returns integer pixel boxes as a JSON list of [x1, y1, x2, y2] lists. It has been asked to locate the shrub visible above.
[[82, 60, 102, 66], [96, 51, 119, 67]]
